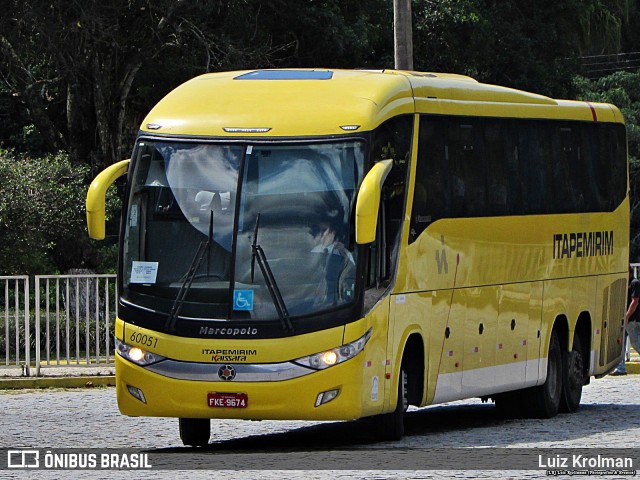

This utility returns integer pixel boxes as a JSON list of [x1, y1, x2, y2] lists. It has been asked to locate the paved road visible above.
[[1, 375, 639, 479]]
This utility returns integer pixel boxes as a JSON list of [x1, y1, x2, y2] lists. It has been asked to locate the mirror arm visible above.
[[355, 159, 393, 244], [86, 159, 130, 240]]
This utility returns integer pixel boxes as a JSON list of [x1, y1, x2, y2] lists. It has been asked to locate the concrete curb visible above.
[[622, 361, 640, 375], [0, 375, 115, 390]]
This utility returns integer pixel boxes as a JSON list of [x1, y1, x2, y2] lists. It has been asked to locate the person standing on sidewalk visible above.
[[612, 265, 640, 375]]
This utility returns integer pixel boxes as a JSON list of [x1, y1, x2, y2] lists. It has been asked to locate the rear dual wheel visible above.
[[496, 330, 563, 418], [528, 330, 563, 418], [560, 335, 584, 413], [498, 329, 584, 418]]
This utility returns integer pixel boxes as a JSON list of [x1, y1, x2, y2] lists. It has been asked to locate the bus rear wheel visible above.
[[560, 335, 584, 413], [528, 330, 562, 418], [179, 418, 210, 447], [372, 368, 407, 441]]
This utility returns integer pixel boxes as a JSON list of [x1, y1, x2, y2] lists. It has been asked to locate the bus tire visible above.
[[373, 368, 407, 441], [528, 330, 562, 418], [560, 335, 584, 413], [179, 418, 210, 447]]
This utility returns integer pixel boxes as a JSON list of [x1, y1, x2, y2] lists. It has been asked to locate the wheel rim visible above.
[[548, 338, 562, 402], [400, 369, 409, 412], [568, 348, 583, 393]]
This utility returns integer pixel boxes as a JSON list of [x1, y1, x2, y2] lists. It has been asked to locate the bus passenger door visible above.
[[524, 282, 544, 385], [431, 289, 465, 403], [461, 286, 498, 397], [597, 276, 626, 370], [496, 283, 531, 391]]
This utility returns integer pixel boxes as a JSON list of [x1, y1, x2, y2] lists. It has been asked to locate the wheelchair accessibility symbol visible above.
[[233, 290, 254, 311]]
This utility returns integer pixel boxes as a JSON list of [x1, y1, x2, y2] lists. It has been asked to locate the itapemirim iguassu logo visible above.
[[553, 231, 614, 259]]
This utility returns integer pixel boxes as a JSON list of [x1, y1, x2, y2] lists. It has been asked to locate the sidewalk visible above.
[[0, 364, 115, 389], [621, 348, 640, 375]]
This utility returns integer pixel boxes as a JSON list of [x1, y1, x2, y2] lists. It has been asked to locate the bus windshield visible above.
[[122, 140, 365, 323]]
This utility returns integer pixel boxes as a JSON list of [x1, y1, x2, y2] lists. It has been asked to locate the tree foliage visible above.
[[0, 0, 391, 168], [0, 150, 119, 274], [0, 0, 215, 167], [412, 0, 585, 97]]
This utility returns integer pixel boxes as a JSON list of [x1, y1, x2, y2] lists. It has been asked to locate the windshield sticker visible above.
[[129, 205, 138, 227], [233, 290, 254, 311], [130, 261, 159, 284]]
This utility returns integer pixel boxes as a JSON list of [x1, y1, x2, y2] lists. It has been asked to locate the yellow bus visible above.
[[87, 69, 629, 446]]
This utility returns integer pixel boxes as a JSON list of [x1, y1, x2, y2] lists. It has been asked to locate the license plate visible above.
[[207, 392, 248, 408]]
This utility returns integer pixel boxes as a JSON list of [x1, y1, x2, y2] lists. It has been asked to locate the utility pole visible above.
[[394, 0, 413, 70]]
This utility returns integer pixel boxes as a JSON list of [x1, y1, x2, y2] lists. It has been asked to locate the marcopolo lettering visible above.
[[199, 327, 259, 336], [553, 231, 614, 259]]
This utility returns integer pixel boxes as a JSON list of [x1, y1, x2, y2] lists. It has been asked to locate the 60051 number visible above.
[[129, 332, 158, 349]]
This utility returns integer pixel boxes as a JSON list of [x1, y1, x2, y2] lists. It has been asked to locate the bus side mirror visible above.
[[86, 159, 130, 240], [355, 159, 393, 244]]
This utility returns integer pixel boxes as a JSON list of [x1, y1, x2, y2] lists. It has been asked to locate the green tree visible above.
[[0, 0, 256, 168], [412, 0, 586, 97], [578, 0, 628, 55], [0, 0, 392, 169], [0, 150, 119, 274]]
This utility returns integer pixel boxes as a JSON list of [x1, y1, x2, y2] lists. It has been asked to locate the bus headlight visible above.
[[294, 328, 372, 370], [115, 338, 165, 366]]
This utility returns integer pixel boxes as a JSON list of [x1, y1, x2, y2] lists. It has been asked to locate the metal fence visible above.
[[1, 276, 30, 374], [0, 274, 116, 377]]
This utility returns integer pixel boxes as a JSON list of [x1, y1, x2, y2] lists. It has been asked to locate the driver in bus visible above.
[[311, 221, 354, 265], [310, 221, 356, 306]]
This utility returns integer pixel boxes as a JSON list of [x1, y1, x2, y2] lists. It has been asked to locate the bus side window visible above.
[[410, 116, 449, 243], [366, 115, 412, 289], [596, 124, 626, 211], [553, 126, 580, 212], [518, 121, 550, 214], [485, 120, 513, 215], [608, 125, 627, 209], [450, 120, 487, 217]]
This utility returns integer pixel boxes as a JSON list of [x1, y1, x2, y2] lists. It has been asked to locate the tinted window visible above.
[[368, 115, 412, 286], [410, 116, 627, 242]]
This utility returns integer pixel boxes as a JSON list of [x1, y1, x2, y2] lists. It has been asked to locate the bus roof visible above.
[[140, 69, 623, 138]]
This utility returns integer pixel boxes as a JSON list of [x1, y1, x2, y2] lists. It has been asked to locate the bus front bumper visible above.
[[115, 353, 367, 420]]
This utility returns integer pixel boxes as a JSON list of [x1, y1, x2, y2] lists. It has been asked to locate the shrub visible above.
[[0, 150, 120, 274]]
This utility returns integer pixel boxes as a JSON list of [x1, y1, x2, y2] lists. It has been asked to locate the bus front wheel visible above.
[[372, 368, 408, 441], [179, 418, 210, 447]]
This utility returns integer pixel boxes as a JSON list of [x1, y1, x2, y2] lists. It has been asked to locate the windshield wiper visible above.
[[164, 212, 214, 332], [250, 214, 294, 332]]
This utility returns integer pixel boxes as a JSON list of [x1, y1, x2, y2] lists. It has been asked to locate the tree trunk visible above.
[[393, 0, 413, 70]]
